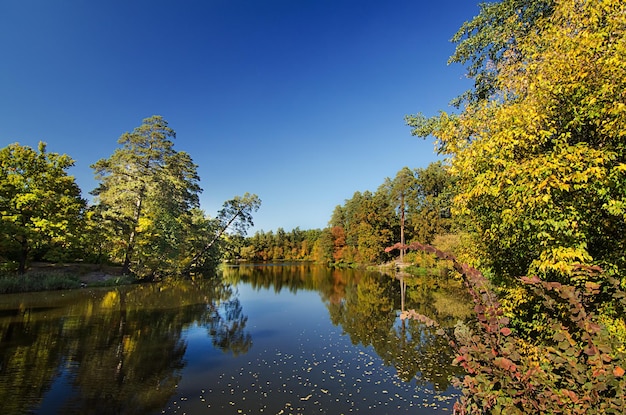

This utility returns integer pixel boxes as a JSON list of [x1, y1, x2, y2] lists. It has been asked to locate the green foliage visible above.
[[186, 193, 262, 271], [328, 190, 396, 264], [91, 115, 202, 277], [322, 163, 456, 265], [410, 162, 456, 244], [216, 193, 261, 237], [312, 228, 334, 263], [448, 0, 555, 106], [378, 167, 417, 262], [0, 142, 86, 273], [1, 117, 260, 280], [399, 2, 626, 411]]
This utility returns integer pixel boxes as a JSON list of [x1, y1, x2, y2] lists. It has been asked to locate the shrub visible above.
[[387, 242, 626, 414]]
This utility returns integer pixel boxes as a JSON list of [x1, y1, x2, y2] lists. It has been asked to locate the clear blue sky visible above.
[[1, 0, 476, 233]]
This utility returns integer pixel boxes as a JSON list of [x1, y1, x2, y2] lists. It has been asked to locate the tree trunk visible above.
[[18, 238, 28, 275], [122, 191, 144, 275], [122, 231, 134, 275], [400, 193, 406, 263], [185, 207, 244, 274]]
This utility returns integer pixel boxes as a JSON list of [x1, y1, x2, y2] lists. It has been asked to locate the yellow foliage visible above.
[[598, 314, 626, 355], [136, 216, 153, 233], [433, 0, 626, 280]]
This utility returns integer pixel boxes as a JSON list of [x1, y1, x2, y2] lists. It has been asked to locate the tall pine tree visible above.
[[91, 116, 201, 276]]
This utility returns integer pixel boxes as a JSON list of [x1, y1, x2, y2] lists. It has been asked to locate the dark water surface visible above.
[[0, 264, 471, 415]]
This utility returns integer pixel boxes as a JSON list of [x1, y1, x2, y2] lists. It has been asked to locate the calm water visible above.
[[0, 264, 471, 415]]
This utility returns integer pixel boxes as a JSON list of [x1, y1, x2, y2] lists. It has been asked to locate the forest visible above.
[[1, 0, 626, 413], [238, 161, 454, 267]]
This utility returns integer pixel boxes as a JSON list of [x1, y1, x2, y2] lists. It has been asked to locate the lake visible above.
[[0, 263, 471, 414]]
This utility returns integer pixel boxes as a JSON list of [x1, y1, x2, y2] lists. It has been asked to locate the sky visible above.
[[0, 0, 477, 233]]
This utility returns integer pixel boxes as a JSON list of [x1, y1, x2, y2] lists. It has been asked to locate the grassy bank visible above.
[[0, 271, 83, 294], [0, 263, 135, 294]]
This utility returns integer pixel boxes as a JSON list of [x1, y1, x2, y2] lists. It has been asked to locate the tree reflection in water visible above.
[[202, 297, 252, 356], [225, 263, 472, 391], [0, 278, 251, 415], [0, 265, 471, 414]]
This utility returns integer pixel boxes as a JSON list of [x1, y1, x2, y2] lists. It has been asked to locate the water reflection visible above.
[[0, 278, 250, 415], [0, 264, 472, 414], [201, 296, 252, 356], [224, 263, 471, 391]]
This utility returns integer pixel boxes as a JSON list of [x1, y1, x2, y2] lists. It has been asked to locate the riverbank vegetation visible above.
[[0, 263, 136, 294], [0, 116, 261, 285], [401, 0, 626, 413]]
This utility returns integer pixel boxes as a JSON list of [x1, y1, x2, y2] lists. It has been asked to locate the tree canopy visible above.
[[91, 115, 203, 277], [292, 163, 456, 266], [448, 0, 555, 106], [0, 142, 85, 273], [0, 116, 262, 278], [409, 0, 626, 284]]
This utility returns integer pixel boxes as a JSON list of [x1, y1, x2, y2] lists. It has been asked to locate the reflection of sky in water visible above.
[[36, 361, 77, 415], [165, 283, 458, 414]]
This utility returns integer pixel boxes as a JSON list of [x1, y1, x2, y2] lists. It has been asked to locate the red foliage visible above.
[[386, 242, 626, 414]]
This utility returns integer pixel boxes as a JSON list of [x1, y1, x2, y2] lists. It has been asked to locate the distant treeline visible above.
[[239, 162, 456, 265], [237, 228, 322, 262]]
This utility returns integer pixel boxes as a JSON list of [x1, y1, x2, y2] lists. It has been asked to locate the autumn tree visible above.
[[411, 161, 455, 244], [379, 167, 417, 263], [408, 0, 626, 285], [241, 227, 322, 262], [323, 166, 456, 265], [327, 191, 395, 264], [91, 116, 201, 277], [0, 142, 86, 273]]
